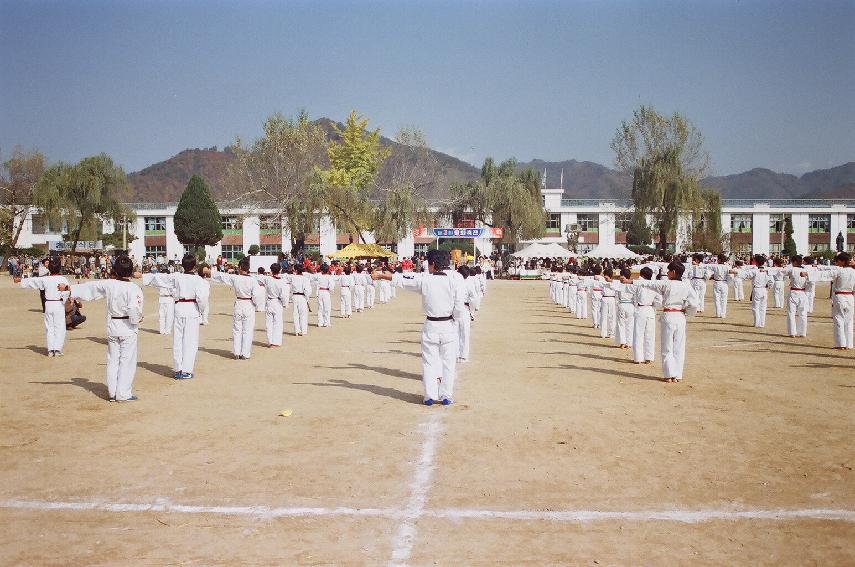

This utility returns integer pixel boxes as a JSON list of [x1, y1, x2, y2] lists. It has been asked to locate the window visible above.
[[810, 243, 829, 253], [769, 214, 789, 233], [847, 215, 855, 234], [144, 216, 166, 235], [848, 242, 855, 253], [31, 214, 65, 234], [259, 244, 283, 256], [414, 243, 430, 255], [808, 214, 831, 233], [221, 216, 241, 233], [145, 245, 166, 257], [304, 243, 320, 254], [733, 242, 752, 254], [577, 214, 599, 232], [615, 213, 632, 233], [259, 215, 282, 234], [730, 214, 752, 233], [577, 243, 596, 254], [221, 244, 243, 259], [545, 213, 562, 233], [769, 243, 783, 254]]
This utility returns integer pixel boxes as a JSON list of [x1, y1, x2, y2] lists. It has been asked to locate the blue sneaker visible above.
[[173, 371, 182, 379], [177, 372, 194, 380], [441, 399, 453, 406], [423, 399, 434, 406], [119, 395, 139, 402]]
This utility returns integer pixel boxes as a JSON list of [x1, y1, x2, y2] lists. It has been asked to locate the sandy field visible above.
[[0, 275, 852, 566]]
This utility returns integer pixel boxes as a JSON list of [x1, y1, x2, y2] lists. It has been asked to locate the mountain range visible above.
[[126, 118, 855, 202]]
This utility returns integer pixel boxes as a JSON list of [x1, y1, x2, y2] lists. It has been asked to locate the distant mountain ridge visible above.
[[126, 118, 855, 202]]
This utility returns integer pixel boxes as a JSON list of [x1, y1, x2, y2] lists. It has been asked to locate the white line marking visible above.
[[388, 413, 444, 567], [708, 342, 766, 348], [1, 499, 852, 523], [0, 499, 399, 519]]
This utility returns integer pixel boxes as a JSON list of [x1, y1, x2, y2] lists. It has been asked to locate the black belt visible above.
[[426, 315, 453, 322], [293, 292, 305, 296], [464, 302, 470, 307], [237, 297, 252, 300], [111, 316, 129, 320], [636, 304, 652, 307], [319, 288, 330, 291], [714, 279, 725, 282], [45, 299, 64, 302]]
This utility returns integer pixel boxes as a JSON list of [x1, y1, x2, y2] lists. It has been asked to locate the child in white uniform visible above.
[[212, 257, 265, 359], [16, 256, 70, 357]]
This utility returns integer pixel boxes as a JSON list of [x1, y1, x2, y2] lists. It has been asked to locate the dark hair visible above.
[[257, 267, 266, 274], [667, 261, 685, 279], [692, 253, 704, 263], [344, 266, 351, 275], [197, 263, 210, 277], [620, 268, 631, 279], [48, 257, 63, 275], [458, 265, 470, 278], [426, 249, 450, 271], [270, 263, 281, 275], [238, 257, 251, 272], [639, 266, 653, 280], [835, 252, 851, 264], [294, 264, 303, 274], [321, 263, 329, 274], [753, 254, 766, 267], [356, 264, 363, 273], [717, 254, 728, 264], [181, 254, 197, 272], [114, 256, 134, 278], [791, 254, 803, 265]]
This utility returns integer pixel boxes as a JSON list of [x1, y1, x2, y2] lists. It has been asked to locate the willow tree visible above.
[[448, 157, 547, 246], [612, 105, 713, 253], [318, 110, 390, 243], [1, 147, 46, 250], [226, 111, 328, 254], [34, 154, 129, 252], [690, 188, 724, 252], [370, 127, 436, 244]]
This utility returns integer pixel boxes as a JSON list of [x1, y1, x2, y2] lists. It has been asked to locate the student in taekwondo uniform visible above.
[[575, 273, 590, 319], [353, 265, 367, 312], [365, 266, 376, 309], [338, 265, 354, 318], [813, 252, 855, 349], [688, 254, 710, 314], [707, 254, 731, 318], [374, 249, 466, 405], [607, 268, 635, 349], [623, 260, 699, 383], [566, 271, 578, 314], [259, 263, 289, 347], [378, 266, 392, 304], [153, 273, 175, 335], [780, 255, 812, 338], [599, 268, 618, 339], [15, 256, 70, 357], [730, 260, 746, 301], [456, 265, 481, 362], [631, 266, 660, 364], [211, 257, 265, 360], [142, 254, 210, 379], [771, 258, 786, 308], [313, 263, 335, 327], [290, 264, 312, 336], [737, 255, 775, 328], [58, 256, 144, 402], [589, 265, 605, 329]]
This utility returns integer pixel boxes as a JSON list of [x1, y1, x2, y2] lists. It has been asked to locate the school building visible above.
[[12, 190, 855, 259]]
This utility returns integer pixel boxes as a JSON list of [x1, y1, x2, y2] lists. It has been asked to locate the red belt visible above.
[[593, 288, 603, 292], [176, 298, 196, 303], [319, 288, 330, 291], [663, 308, 685, 313], [835, 291, 854, 295]]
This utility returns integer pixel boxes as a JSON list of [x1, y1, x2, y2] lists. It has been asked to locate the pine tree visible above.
[[782, 216, 797, 257], [174, 175, 222, 254]]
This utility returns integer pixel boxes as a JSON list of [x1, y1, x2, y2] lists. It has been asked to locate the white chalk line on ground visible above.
[[1, 498, 853, 523], [388, 412, 444, 567]]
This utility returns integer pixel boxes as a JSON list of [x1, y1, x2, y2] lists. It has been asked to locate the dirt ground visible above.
[[0, 275, 852, 566]]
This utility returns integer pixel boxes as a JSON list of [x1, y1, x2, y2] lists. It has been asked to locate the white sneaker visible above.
[[48, 351, 55, 358]]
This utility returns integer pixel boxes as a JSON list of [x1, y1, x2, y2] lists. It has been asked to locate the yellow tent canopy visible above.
[[328, 243, 398, 261]]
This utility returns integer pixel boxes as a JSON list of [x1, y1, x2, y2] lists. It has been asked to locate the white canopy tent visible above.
[[584, 243, 641, 259], [510, 242, 554, 259], [542, 242, 576, 258]]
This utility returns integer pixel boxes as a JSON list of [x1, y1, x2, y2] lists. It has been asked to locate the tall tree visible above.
[[690, 188, 724, 252], [34, 154, 129, 253], [370, 127, 436, 244], [612, 106, 713, 253], [0, 147, 46, 250], [226, 111, 327, 254], [783, 216, 797, 256], [319, 110, 390, 243], [174, 175, 223, 254], [448, 157, 547, 246]]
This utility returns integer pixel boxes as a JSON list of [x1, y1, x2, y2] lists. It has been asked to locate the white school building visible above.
[[11, 189, 855, 260]]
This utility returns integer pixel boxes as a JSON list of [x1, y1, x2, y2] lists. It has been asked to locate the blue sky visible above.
[[1, 0, 853, 176]]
